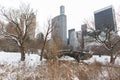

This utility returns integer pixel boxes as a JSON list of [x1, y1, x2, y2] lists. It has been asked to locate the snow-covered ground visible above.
[[60, 55, 120, 65], [0, 51, 43, 66], [84, 55, 120, 65], [0, 51, 119, 80], [0, 51, 119, 66]]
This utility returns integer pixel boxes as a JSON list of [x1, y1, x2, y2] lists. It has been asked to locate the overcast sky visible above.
[[0, 0, 120, 32]]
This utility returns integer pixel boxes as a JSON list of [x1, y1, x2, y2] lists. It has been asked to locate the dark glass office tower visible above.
[[94, 6, 116, 32]]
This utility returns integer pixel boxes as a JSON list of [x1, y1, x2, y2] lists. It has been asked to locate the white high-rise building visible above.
[[69, 31, 79, 50], [52, 5, 67, 46]]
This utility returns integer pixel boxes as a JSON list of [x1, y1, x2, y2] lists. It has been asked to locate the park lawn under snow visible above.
[[0, 51, 120, 66], [0, 51, 119, 80], [0, 51, 41, 66]]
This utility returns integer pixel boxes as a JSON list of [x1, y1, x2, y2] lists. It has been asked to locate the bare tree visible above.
[[84, 18, 120, 64], [88, 29, 120, 64], [0, 4, 36, 61], [40, 19, 55, 61]]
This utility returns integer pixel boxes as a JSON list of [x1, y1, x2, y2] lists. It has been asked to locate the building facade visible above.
[[81, 24, 87, 36], [19, 13, 36, 40], [94, 6, 117, 32], [27, 13, 36, 40], [68, 29, 75, 45], [52, 5, 67, 46]]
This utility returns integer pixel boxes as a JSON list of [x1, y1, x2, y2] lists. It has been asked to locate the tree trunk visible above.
[[110, 54, 116, 64], [40, 35, 47, 61], [19, 45, 25, 61], [81, 31, 84, 52], [40, 46, 44, 61]]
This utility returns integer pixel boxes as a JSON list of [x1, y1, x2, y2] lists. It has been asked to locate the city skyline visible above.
[[0, 0, 120, 33]]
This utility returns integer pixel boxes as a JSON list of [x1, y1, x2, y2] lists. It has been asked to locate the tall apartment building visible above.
[[68, 29, 75, 45], [69, 30, 79, 50], [6, 13, 36, 40], [94, 6, 117, 32], [28, 13, 36, 40], [81, 24, 87, 36], [21, 13, 36, 40], [52, 5, 67, 45]]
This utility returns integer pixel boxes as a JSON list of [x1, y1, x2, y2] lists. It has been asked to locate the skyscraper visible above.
[[81, 24, 87, 36], [52, 5, 67, 45], [94, 6, 116, 32], [20, 13, 36, 40], [6, 13, 36, 40], [27, 13, 36, 40], [68, 29, 75, 45], [69, 30, 79, 50]]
